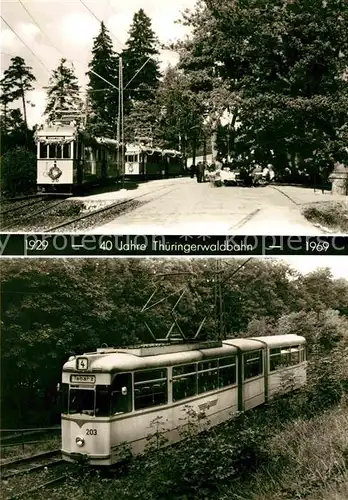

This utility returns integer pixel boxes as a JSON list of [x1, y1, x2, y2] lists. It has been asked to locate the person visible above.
[[196, 161, 203, 183], [189, 164, 195, 179]]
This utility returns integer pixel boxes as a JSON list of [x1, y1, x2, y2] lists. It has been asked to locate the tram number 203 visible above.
[[86, 429, 97, 435]]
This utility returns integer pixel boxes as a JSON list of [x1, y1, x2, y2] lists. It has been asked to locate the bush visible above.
[[0, 147, 36, 197]]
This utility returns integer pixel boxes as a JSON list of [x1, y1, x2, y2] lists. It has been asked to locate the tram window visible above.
[[48, 144, 57, 158], [299, 346, 306, 363], [95, 386, 111, 416], [198, 369, 218, 394], [219, 365, 236, 387], [134, 368, 167, 383], [39, 143, 48, 158], [218, 356, 236, 387], [219, 356, 236, 367], [198, 359, 218, 371], [172, 364, 197, 402], [69, 388, 94, 415], [111, 373, 132, 414], [197, 359, 218, 394], [173, 364, 196, 377], [173, 374, 196, 402], [244, 350, 263, 380], [270, 348, 282, 372], [62, 144, 71, 159], [280, 348, 291, 367], [61, 383, 69, 413], [290, 347, 300, 365], [134, 369, 167, 410]]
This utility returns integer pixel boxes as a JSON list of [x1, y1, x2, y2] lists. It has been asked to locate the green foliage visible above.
[[45, 58, 82, 122], [157, 66, 204, 154], [1, 258, 348, 429], [177, 0, 348, 177], [303, 202, 348, 233], [145, 416, 169, 453], [0, 56, 36, 129], [87, 22, 119, 137], [122, 9, 161, 103], [0, 147, 36, 196]]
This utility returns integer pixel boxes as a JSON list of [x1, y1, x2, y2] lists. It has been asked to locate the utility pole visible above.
[[120, 56, 125, 188], [116, 56, 121, 180], [83, 92, 89, 128], [215, 259, 224, 340]]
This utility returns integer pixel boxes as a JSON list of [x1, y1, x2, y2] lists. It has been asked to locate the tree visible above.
[[87, 22, 119, 137], [44, 58, 82, 122], [0, 147, 36, 196], [122, 9, 161, 104], [0, 56, 36, 131], [124, 100, 162, 144], [177, 0, 348, 178], [157, 66, 204, 157]]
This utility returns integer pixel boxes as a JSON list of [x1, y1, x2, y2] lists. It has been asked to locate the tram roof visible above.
[[36, 126, 121, 148], [249, 335, 306, 347], [125, 144, 182, 156], [63, 344, 238, 373], [62, 335, 306, 373]]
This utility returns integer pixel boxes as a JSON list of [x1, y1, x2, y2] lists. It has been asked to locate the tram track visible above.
[[0, 196, 48, 217], [45, 184, 178, 232], [1, 449, 69, 500], [228, 208, 262, 232], [1, 198, 68, 231], [6, 475, 68, 500]]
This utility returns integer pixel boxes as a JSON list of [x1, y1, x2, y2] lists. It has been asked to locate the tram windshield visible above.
[[69, 388, 95, 415], [39, 143, 71, 159], [62, 377, 132, 417]]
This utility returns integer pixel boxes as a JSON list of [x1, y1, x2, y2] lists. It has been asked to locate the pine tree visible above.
[[0, 56, 36, 130], [122, 9, 161, 104], [44, 58, 82, 122], [86, 22, 119, 137], [0, 83, 13, 134]]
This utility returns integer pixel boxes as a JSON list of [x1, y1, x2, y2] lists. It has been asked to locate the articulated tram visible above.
[[125, 144, 184, 179], [35, 121, 122, 195], [61, 334, 306, 466]]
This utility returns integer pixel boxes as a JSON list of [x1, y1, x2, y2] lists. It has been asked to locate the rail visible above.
[[0, 426, 61, 452]]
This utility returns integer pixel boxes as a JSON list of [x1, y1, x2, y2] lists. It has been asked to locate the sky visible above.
[[0, 0, 197, 126], [275, 256, 348, 280]]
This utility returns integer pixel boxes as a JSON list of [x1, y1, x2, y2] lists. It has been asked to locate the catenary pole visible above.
[[117, 56, 121, 178]]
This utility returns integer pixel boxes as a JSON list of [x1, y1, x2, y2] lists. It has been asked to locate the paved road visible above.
[[87, 177, 344, 235]]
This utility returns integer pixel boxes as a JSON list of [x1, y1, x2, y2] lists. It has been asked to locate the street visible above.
[[85, 177, 346, 235]]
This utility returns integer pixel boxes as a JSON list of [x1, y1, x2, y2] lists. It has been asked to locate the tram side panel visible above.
[[109, 386, 239, 463], [241, 350, 266, 411], [267, 345, 307, 399]]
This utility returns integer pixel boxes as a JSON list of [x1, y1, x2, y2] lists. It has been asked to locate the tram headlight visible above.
[[76, 437, 85, 447]]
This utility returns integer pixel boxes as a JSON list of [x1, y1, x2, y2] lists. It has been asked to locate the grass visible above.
[[218, 400, 348, 500], [30, 400, 348, 500], [302, 201, 348, 232]]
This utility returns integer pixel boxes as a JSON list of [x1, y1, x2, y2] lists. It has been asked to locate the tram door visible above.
[[111, 373, 132, 414]]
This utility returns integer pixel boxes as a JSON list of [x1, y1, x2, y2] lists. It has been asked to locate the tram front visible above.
[[61, 355, 112, 466]]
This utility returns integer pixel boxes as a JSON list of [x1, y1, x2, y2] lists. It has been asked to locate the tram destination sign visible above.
[[0, 234, 348, 256], [70, 375, 96, 384]]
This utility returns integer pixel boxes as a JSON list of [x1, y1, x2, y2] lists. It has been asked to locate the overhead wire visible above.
[[15, 1, 119, 92], [0, 15, 49, 71], [18, 0, 63, 59], [79, 0, 124, 53]]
